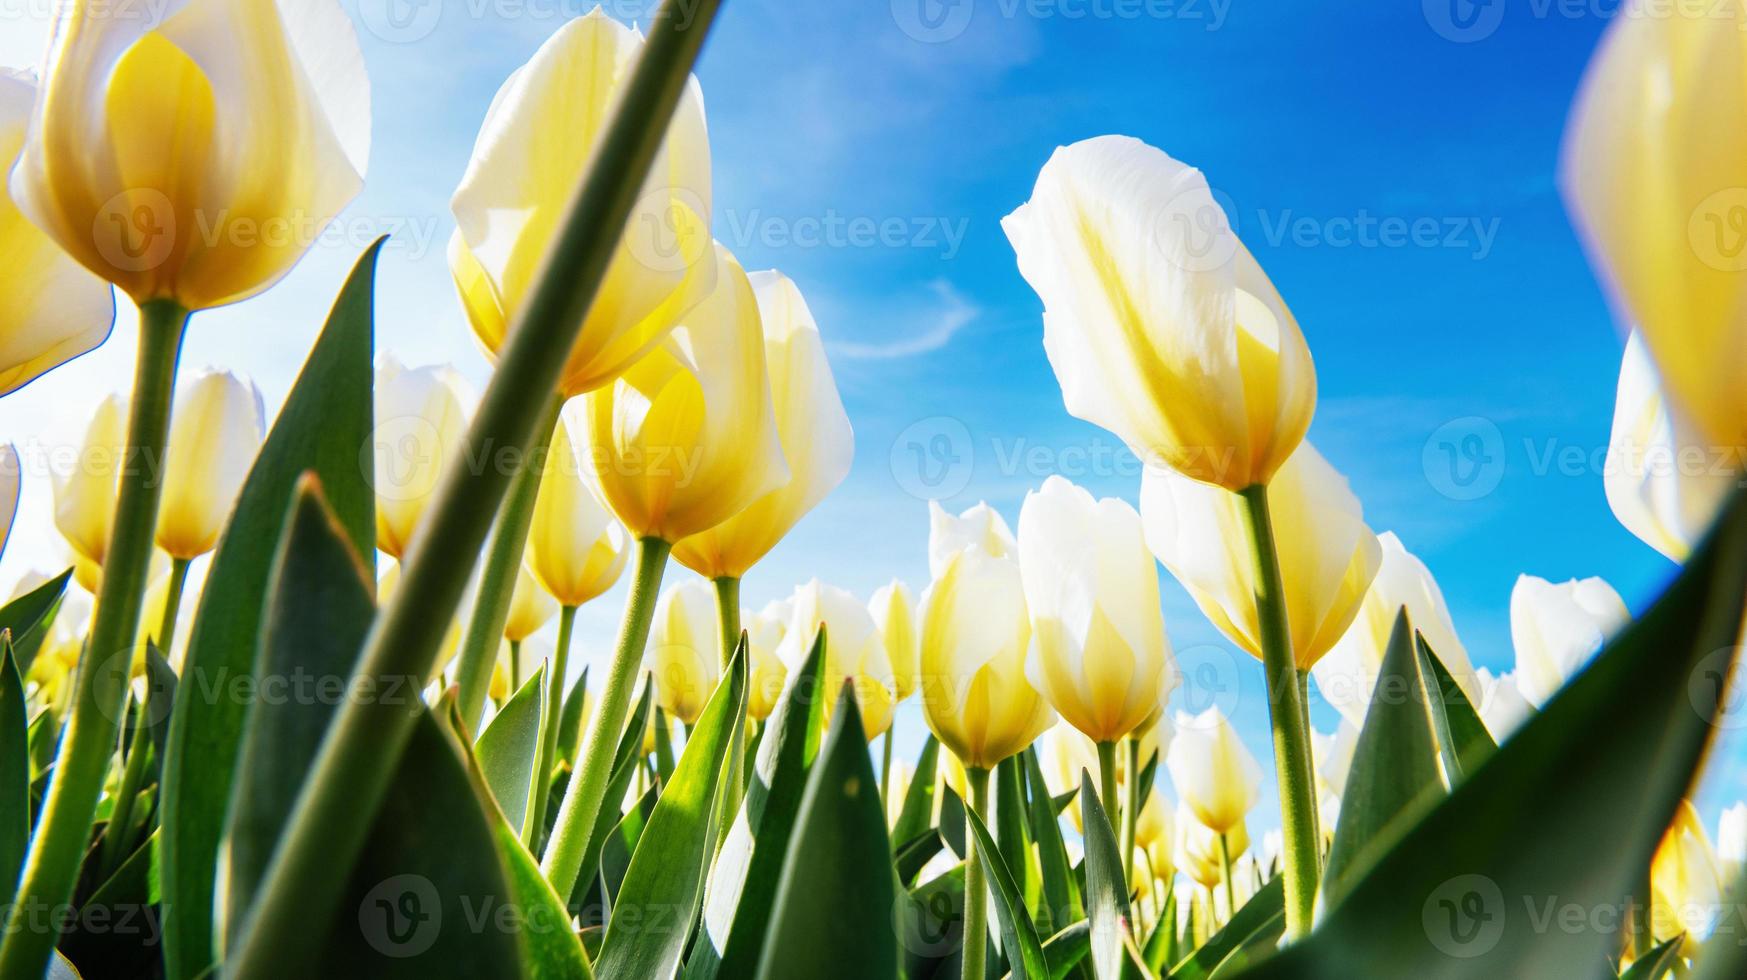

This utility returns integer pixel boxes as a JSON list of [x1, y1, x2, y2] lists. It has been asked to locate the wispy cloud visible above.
[[831, 278, 979, 359]]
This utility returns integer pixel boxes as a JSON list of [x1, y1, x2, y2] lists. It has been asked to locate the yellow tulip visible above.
[[0, 72, 113, 395], [54, 394, 126, 570], [745, 604, 788, 721], [155, 368, 265, 560], [1002, 135, 1315, 491], [371, 353, 473, 561], [503, 561, 557, 644], [1561, 2, 1747, 450], [648, 580, 721, 726], [869, 580, 919, 703], [489, 657, 511, 703], [10, 0, 369, 310], [1605, 332, 1733, 563], [1510, 574, 1628, 708], [1135, 785, 1171, 852], [671, 271, 852, 578], [528, 410, 629, 607], [1165, 707, 1261, 836], [1019, 476, 1175, 743], [1142, 441, 1381, 670], [775, 580, 895, 741], [1310, 531, 1479, 728], [449, 9, 714, 397], [1176, 805, 1249, 890], [0, 444, 16, 556], [920, 545, 1054, 771], [1650, 800, 1725, 953], [581, 243, 788, 543], [928, 500, 1015, 578]]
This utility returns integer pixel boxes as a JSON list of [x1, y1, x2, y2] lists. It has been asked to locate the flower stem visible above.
[[1237, 482, 1320, 940], [1121, 735, 1141, 892], [1629, 869, 1653, 959], [0, 300, 187, 979], [542, 537, 671, 898], [880, 728, 895, 806], [454, 392, 562, 731], [712, 575, 744, 844], [1096, 739, 1121, 837], [524, 603, 578, 852], [1219, 831, 1236, 924], [963, 765, 992, 980]]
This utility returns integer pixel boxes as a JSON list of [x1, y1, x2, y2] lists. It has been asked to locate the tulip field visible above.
[[0, 0, 1743, 978]]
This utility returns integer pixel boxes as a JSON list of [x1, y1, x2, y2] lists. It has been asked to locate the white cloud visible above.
[[830, 278, 979, 360]]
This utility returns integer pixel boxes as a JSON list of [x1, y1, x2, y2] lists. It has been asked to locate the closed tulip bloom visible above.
[[673, 271, 852, 578], [54, 394, 126, 569], [1002, 135, 1315, 492], [1134, 786, 1170, 852], [528, 410, 629, 606], [1473, 667, 1534, 742], [1176, 807, 1249, 889], [1166, 707, 1261, 836], [1311, 532, 1479, 728], [920, 547, 1054, 770], [504, 561, 557, 643], [1510, 574, 1629, 708], [928, 500, 1015, 577], [1561, 2, 1747, 451], [869, 580, 919, 702], [155, 369, 265, 559], [11, 0, 369, 310], [450, 10, 714, 397], [1651, 800, 1725, 952], [1605, 332, 1732, 563], [776, 580, 895, 740], [1020, 476, 1174, 743], [581, 243, 788, 542], [648, 580, 721, 726], [372, 353, 473, 561], [0, 71, 112, 396], [744, 605, 788, 721], [1142, 442, 1381, 670]]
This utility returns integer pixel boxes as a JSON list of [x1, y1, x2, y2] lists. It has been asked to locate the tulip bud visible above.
[[155, 369, 265, 560], [581, 243, 788, 542], [1310, 532, 1478, 728], [1175, 805, 1249, 889], [1165, 707, 1261, 836], [55, 394, 126, 569], [928, 500, 1015, 578], [776, 580, 895, 741], [1561, 2, 1747, 451], [648, 580, 722, 726], [504, 561, 557, 644], [1020, 476, 1175, 743], [1509, 574, 1628, 707], [869, 580, 919, 702], [10, 0, 369, 310], [1134, 785, 1170, 852], [672, 271, 852, 578], [1002, 135, 1316, 491], [1650, 800, 1725, 953], [371, 353, 473, 561], [450, 10, 714, 397], [920, 545, 1054, 770], [744, 605, 788, 721], [1605, 332, 1732, 563], [528, 409, 629, 607], [0, 72, 113, 396], [1143, 442, 1381, 670]]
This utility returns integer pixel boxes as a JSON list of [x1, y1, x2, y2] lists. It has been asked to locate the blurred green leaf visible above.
[[689, 630, 830, 980], [1167, 877, 1283, 980], [1619, 935, 1681, 980], [1234, 489, 1747, 976], [160, 242, 380, 980], [892, 734, 940, 851], [594, 646, 746, 979], [967, 803, 1050, 979], [1079, 771, 1127, 980], [1025, 747, 1082, 933], [1, 639, 25, 905], [476, 664, 546, 838], [752, 682, 897, 980], [0, 569, 70, 674]]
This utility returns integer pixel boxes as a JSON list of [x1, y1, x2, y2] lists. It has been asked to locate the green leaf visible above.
[[1025, 920, 1091, 980], [140, 645, 178, 790], [1235, 489, 1747, 976], [160, 242, 379, 980], [901, 864, 965, 978], [1418, 635, 1496, 780], [59, 830, 162, 978], [568, 685, 653, 908], [894, 829, 943, 885], [689, 629, 830, 980], [653, 705, 677, 783], [1619, 935, 1682, 980], [1, 639, 26, 905], [752, 682, 897, 980], [1320, 609, 1448, 909], [598, 785, 658, 908], [558, 666, 590, 768], [1166, 877, 1283, 980], [1025, 747, 1082, 933], [940, 784, 967, 859], [1143, 889, 1176, 973], [0, 569, 71, 674], [891, 734, 940, 852], [594, 644, 747, 979], [966, 804, 1050, 980], [223, 479, 375, 951], [1079, 771, 1128, 980], [476, 664, 547, 838], [994, 754, 1032, 942]]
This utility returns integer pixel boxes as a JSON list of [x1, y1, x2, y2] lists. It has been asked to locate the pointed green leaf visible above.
[[1025, 747, 1082, 932], [598, 784, 658, 908], [940, 785, 967, 859], [994, 754, 1032, 940], [752, 682, 897, 980], [1, 639, 26, 905], [1166, 877, 1282, 980], [558, 666, 590, 768], [891, 734, 940, 851], [1079, 771, 1127, 980], [895, 829, 944, 885], [0, 569, 70, 674], [1418, 635, 1496, 780], [477, 664, 546, 837], [967, 804, 1050, 980], [1619, 935, 1682, 980], [160, 243, 380, 980]]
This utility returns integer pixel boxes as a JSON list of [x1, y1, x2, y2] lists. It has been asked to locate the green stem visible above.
[[1298, 667, 1323, 858], [963, 766, 992, 980], [0, 300, 187, 979], [221, 4, 720, 970], [1096, 739, 1120, 839], [509, 639, 522, 696], [1236, 484, 1320, 940], [712, 575, 743, 846], [1629, 869, 1653, 959], [712, 575, 740, 669], [542, 537, 671, 898], [97, 555, 193, 875], [880, 728, 895, 807], [454, 393, 562, 731], [1121, 736, 1141, 895], [524, 604, 577, 851], [1219, 832, 1236, 925]]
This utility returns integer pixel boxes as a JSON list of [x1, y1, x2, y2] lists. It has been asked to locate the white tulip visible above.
[[1166, 707, 1261, 835], [1510, 574, 1629, 707]]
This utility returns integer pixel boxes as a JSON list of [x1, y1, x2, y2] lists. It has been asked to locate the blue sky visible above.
[[1, 1, 1735, 829]]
